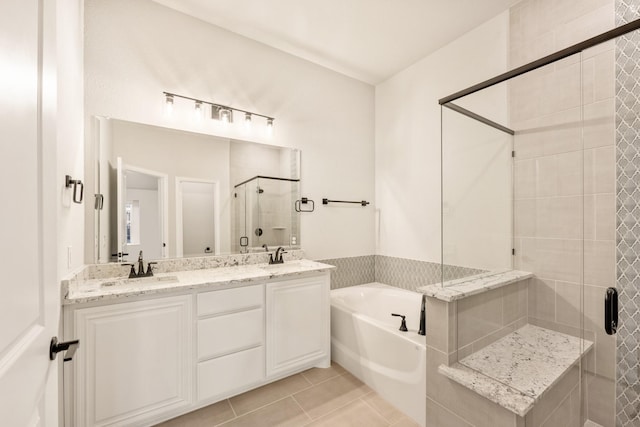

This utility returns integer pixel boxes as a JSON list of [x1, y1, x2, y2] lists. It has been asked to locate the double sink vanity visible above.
[[62, 252, 333, 426]]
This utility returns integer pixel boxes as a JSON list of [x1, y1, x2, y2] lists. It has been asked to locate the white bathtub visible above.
[[331, 283, 426, 426]]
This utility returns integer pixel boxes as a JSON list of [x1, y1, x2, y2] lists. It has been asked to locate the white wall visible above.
[[180, 182, 216, 257], [375, 12, 510, 265], [125, 188, 163, 260], [84, 0, 375, 261], [110, 120, 231, 257]]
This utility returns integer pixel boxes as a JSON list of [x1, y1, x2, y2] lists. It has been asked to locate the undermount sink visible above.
[[101, 275, 179, 288]]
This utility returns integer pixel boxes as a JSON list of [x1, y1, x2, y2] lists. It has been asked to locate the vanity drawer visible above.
[[197, 284, 263, 317], [198, 308, 263, 360], [197, 346, 264, 402]]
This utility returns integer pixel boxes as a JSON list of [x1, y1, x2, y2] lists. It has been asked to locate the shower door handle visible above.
[[604, 287, 618, 335]]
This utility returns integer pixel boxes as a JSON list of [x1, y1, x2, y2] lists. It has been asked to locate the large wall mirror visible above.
[[92, 117, 301, 264]]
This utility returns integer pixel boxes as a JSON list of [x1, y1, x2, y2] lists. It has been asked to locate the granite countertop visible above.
[[64, 259, 335, 305], [439, 324, 593, 417], [418, 269, 533, 302]]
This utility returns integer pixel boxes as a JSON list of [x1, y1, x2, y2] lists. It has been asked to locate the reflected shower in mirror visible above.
[[92, 117, 301, 264]]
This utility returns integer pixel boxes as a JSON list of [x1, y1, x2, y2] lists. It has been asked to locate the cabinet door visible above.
[[73, 296, 192, 426], [266, 274, 330, 377]]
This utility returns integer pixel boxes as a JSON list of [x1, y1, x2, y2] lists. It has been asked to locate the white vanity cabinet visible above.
[[65, 269, 331, 426], [69, 295, 193, 427], [266, 274, 331, 377], [196, 284, 265, 403]]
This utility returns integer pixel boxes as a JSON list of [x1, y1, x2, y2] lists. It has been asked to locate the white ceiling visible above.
[[152, 0, 518, 85]]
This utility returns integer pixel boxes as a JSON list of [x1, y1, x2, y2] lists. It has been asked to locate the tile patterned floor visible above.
[[155, 363, 419, 427]]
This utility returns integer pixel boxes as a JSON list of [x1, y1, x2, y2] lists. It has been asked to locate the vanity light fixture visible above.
[[164, 94, 174, 115], [162, 91, 275, 133], [194, 100, 203, 119], [221, 108, 233, 124]]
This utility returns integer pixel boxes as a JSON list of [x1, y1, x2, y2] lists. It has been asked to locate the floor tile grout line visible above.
[[290, 394, 314, 424], [298, 388, 373, 425], [359, 395, 394, 425], [220, 394, 303, 425], [227, 398, 237, 418]]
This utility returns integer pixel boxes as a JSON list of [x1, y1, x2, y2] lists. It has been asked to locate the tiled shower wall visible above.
[[615, 1, 640, 425], [510, 0, 617, 425], [319, 255, 484, 291]]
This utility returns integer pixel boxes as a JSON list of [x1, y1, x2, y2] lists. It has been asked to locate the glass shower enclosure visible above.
[[233, 175, 301, 253], [440, 28, 626, 424]]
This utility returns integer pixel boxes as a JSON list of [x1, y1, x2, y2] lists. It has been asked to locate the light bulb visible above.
[[266, 118, 274, 135], [221, 109, 230, 123], [245, 112, 252, 130], [194, 101, 203, 120], [164, 94, 174, 115]]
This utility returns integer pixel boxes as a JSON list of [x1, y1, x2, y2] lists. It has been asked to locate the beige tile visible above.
[[425, 397, 472, 427], [585, 146, 615, 195], [584, 284, 607, 332], [503, 281, 528, 325], [220, 397, 310, 427], [229, 374, 311, 416], [555, 281, 581, 328], [425, 298, 454, 353], [584, 240, 615, 286], [457, 288, 503, 348], [594, 331, 616, 380], [392, 416, 422, 427], [582, 56, 595, 105], [540, 108, 582, 156], [535, 155, 558, 197], [535, 196, 582, 239], [595, 194, 615, 240], [362, 392, 405, 424], [514, 159, 536, 199], [535, 238, 582, 283], [556, 151, 583, 196], [156, 399, 235, 427], [584, 194, 596, 240], [540, 394, 572, 427], [583, 98, 614, 149], [301, 362, 346, 385], [305, 399, 388, 427], [426, 347, 517, 427], [587, 374, 615, 427], [293, 372, 371, 419], [528, 277, 556, 322], [525, 366, 579, 427], [515, 199, 537, 238], [593, 48, 615, 102]]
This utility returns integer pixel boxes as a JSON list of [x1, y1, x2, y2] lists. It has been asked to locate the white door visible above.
[[0, 0, 59, 426]]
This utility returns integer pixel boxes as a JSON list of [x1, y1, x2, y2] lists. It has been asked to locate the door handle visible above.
[[604, 287, 618, 335], [50, 337, 80, 362]]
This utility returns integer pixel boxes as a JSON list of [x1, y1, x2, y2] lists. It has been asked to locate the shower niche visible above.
[[233, 175, 301, 253]]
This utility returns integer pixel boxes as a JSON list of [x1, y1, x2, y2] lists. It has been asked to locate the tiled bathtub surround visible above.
[[615, 0, 640, 425], [320, 255, 486, 291], [375, 255, 485, 291], [319, 255, 375, 289]]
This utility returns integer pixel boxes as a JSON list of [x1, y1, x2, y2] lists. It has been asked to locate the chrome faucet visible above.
[[269, 246, 287, 264], [262, 244, 269, 252]]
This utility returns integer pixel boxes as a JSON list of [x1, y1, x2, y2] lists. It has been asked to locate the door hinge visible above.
[[512, 248, 516, 255], [511, 151, 515, 158]]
